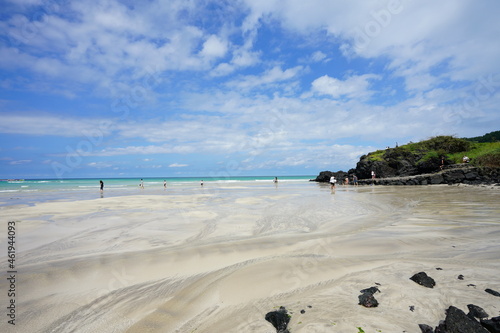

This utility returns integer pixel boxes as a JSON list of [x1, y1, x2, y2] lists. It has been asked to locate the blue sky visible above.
[[1, 0, 499, 179]]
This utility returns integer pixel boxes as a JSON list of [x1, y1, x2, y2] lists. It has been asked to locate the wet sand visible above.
[[1, 184, 499, 332]]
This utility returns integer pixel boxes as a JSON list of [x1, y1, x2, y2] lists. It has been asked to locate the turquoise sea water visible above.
[[0, 176, 316, 205]]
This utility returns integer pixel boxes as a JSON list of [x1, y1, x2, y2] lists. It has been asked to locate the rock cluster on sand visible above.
[[416, 276, 500, 332], [313, 165, 500, 186], [420, 305, 500, 333], [264, 273, 499, 331]]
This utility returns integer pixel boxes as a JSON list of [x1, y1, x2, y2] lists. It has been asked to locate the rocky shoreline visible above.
[[313, 164, 500, 187], [264, 271, 500, 333]]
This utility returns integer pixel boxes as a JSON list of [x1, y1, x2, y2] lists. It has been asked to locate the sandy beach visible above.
[[1, 183, 499, 332]]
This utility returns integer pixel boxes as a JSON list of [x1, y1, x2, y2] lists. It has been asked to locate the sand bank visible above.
[[1, 184, 499, 332]]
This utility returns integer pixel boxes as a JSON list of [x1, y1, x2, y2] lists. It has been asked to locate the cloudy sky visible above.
[[1, 0, 499, 179]]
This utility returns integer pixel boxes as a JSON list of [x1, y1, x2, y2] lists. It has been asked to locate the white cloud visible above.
[[87, 161, 113, 168], [310, 51, 329, 63], [242, 0, 500, 90], [0, 114, 114, 137], [200, 35, 228, 59], [210, 47, 261, 77], [227, 65, 304, 90], [95, 145, 196, 156], [9, 159, 32, 165], [169, 163, 188, 168], [311, 74, 380, 99], [0, 0, 220, 95]]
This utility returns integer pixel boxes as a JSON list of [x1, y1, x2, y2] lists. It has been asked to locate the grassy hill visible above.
[[364, 131, 500, 174]]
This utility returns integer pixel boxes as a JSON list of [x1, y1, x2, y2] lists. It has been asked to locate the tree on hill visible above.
[[465, 130, 500, 143]]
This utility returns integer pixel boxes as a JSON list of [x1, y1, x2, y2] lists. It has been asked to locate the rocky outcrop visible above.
[[313, 165, 500, 186], [356, 165, 500, 186], [313, 170, 349, 183], [313, 135, 500, 185], [355, 148, 424, 179]]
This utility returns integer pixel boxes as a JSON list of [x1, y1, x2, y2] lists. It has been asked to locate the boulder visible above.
[[481, 316, 500, 333], [358, 293, 379, 308], [430, 174, 444, 184], [445, 306, 488, 333], [410, 272, 436, 288], [465, 172, 479, 180], [485, 288, 500, 297], [358, 286, 380, 308], [265, 306, 290, 333], [444, 170, 466, 183], [419, 323, 435, 333], [467, 304, 489, 320]]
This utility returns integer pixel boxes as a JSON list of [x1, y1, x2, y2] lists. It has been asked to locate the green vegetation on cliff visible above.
[[315, 131, 499, 182], [363, 131, 499, 177]]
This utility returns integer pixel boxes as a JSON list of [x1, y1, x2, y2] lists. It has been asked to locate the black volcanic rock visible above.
[[467, 304, 489, 320], [445, 306, 488, 333], [313, 170, 348, 183], [421, 305, 492, 333], [358, 286, 380, 308], [360, 286, 380, 295], [265, 306, 290, 333], [419, 323, 434, 333], [481, 316, 500, 333], [485, 288, 500, 297], [410, 272, 436, 288], [358, 292, 379, 308]]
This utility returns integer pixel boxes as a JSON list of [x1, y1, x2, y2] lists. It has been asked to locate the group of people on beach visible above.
[[330, 174, 360, 189]]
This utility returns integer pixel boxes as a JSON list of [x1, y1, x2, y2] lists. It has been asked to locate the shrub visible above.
[[473, 150, 500, 167], [422, 136, 471, 154]]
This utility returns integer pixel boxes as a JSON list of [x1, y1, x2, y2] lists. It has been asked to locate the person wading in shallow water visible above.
[[100, 180, 104, 192], [330, 176, 336, 189], [353, 174, 359, 186]]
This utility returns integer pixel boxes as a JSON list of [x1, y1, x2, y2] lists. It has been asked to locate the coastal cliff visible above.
[[313, 132, 500, 185]]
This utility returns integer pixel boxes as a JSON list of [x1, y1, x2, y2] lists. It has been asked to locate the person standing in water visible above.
[[330, 176, 336, 189], [200, 180, 204, 187], [163, 180, 167, 190], [100, 180, 104, 192], [140, 179, 144, 189]]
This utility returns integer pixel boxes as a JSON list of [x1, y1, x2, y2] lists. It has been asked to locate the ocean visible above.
[[0, 175, 315, 205]]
